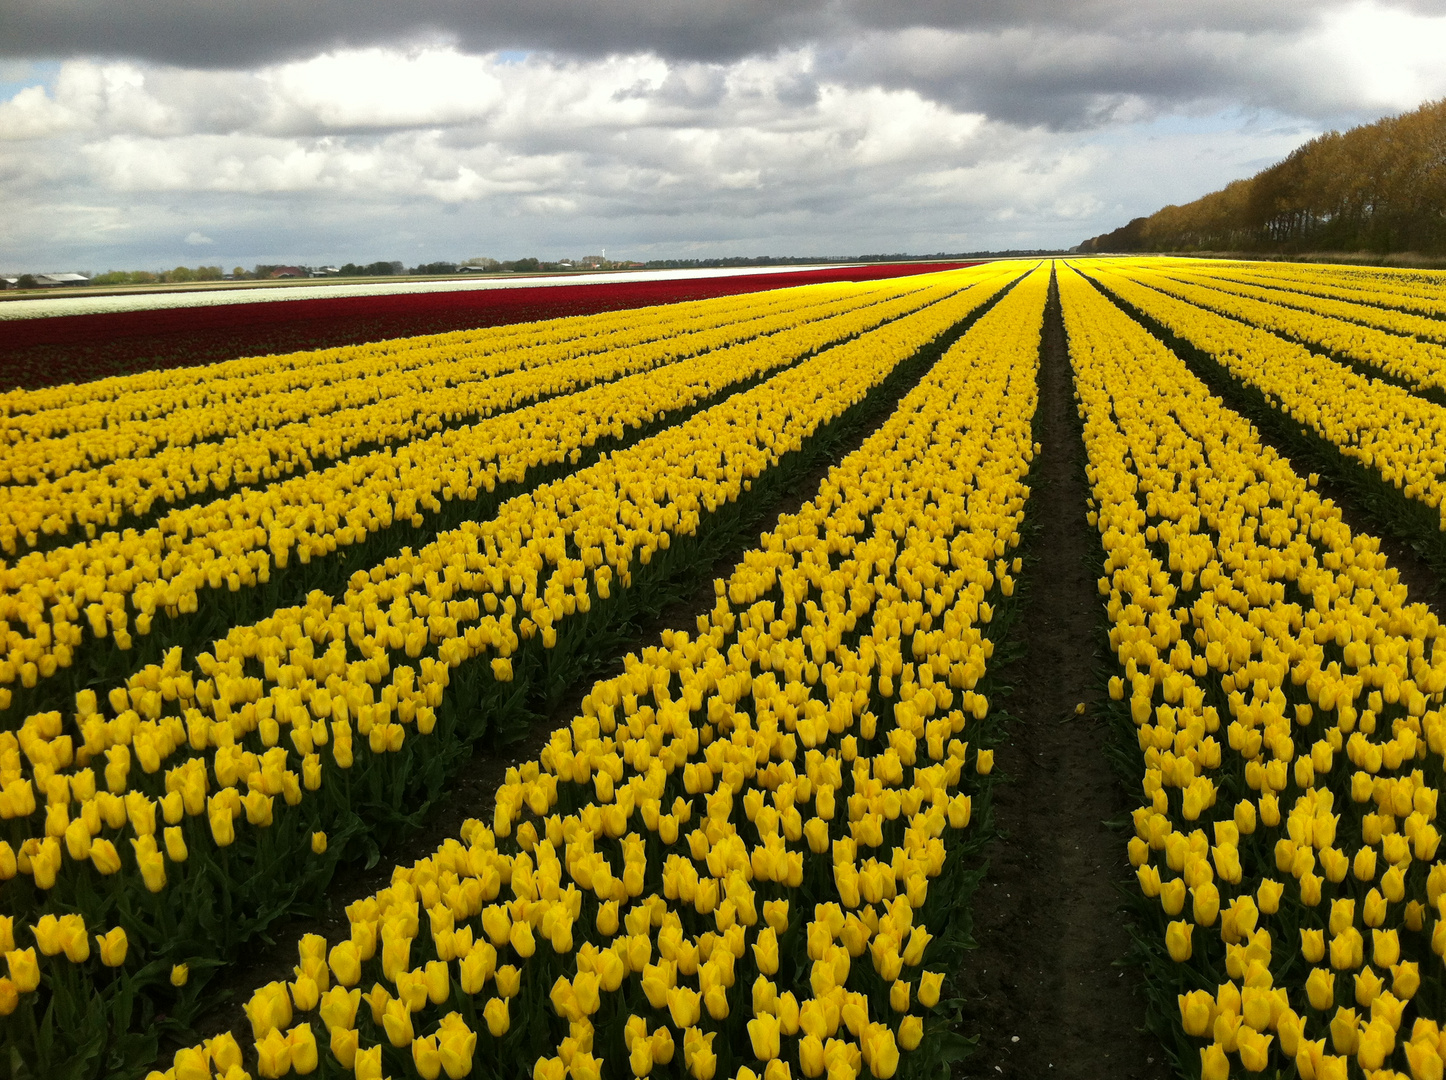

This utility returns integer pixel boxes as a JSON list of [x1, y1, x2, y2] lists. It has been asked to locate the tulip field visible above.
[[9, 255, 1446, 1080]]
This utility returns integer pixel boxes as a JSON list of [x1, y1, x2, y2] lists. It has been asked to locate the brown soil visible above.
[[955, 271, 1171, 1080]]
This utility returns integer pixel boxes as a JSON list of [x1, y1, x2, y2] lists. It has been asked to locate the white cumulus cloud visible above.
[[0, 0, 1442, 267]]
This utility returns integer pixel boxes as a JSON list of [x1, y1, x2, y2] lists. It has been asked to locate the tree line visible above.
[[1080, 98, 1446, 256]]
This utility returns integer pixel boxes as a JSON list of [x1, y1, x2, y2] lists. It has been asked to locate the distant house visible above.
[[0, 278, 17, 289], [36, 273, 90, 287], [312, 266, 340, 276], [268, 266, 305, 279], [457, 265, 491, 272]]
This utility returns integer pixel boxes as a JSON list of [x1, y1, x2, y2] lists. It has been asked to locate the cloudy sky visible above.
[[2, 0, 1445, 272]]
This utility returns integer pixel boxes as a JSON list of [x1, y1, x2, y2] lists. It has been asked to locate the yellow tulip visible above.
[[898, 1015, 923, 1051], [1391, 960, 1421, 999], [1178, 990, 1214, 1037], [667, 985, 702, 1029], [318, 986, 360, 1032], [437, 1013, 477, 1079], [863, 1022, 899, 1079], [129, 834, 167, 893], [1236, 1027, 1272, 1073], [173, 1047, 209, 1080], [89, 839, 122, 875], [382, 996, 414, 1047], [509, 919, 536, 958], [1199, 1044, 1229, 1080], [256, 1028, 291, 1079], [329, 1026, 359, 1070], [413, 1034, 443, 1080], [484, 996, 510, 1036], [244, 982, 293, 1040], [1165, 920, 1193, 962], [1329, 1006, 1359, 1055], [629, 1037, 654, 1077], [355, 1044, 383, 1080], [918, 970, 944, 1008], [5, 949, 39, 994], [95, 928, 128, 969], [288, 1023, 319, 1075], [1306, 968, 1336, 1012], [327, 940, 361, 987], [747, 1013, 781, 1061], [752, 927, 779, 976], [495, 964, 520, 998]]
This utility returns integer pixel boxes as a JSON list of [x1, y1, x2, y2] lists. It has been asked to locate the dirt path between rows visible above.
[[956, 270, 1171, 1080]]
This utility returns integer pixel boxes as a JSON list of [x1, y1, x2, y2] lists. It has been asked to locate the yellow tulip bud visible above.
[[1199, 1043, 1228, 1080], [1306, 968, 1335, 1012], [752, 927, 779, 976], [484, 996, 510, 1036], [288, 1023, 319, 1075], [1165, 920, 1192, 962], [413, 1034, 443, 1080], [495, 965, 520, 997], [6, 948, 40, 993], [667, 985, 702, 1029], [747, 1012, 781, 1061], [256, 1029, 291, 1079], [918, 970, 944, 1008], [382, 996, 414, 1047], [354, 1044, 382, 1080], [437, 1013, 477, 1079], [1391, 960, 1420, 999], [89, 839, 122, 875], [174, 1047, 209, 1080], [1178, 990, 1213, 1037], [898, 1014, 923, 1051], [509, 920, 536, 958], [799, 1034, 825, 1078], [170, 963, 189, 987], [94, 927, 128, 969], [889, 979, 910, 1013], [163, 826, 188, 863]]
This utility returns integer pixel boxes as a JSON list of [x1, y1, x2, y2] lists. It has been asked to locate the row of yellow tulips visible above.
[[1061, 260, 1446, 1079], [1133, 258, 1446, 345], [1198, 261, 1446, 320], [1080, 261, 1446, 525], [120, 260, 1048, 1080], [0, 268, 1030, 990], [1110, 260, 1446, 393], [2, 286, 823, 446], [0, 275, 1000, 720], [1, 283, 904, 545]]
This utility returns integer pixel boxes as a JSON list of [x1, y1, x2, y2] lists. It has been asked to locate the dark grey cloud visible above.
[[820, 28, 1274, 130], [0, 0, 831, 69], [0, 0, 1393, 71]]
